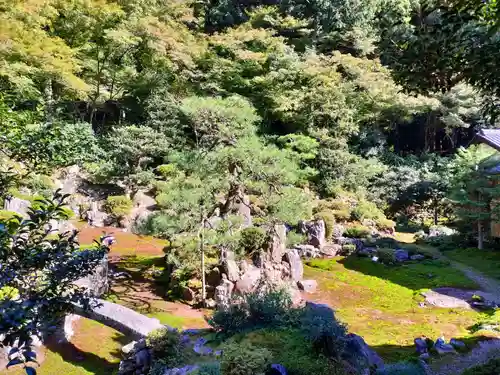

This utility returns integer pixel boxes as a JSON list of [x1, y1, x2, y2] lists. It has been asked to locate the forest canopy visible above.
[[1, 0, 500, 232]]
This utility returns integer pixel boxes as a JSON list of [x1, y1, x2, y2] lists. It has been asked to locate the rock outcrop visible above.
[[299, 219, 326, 248], [3, 196, 30, 218]]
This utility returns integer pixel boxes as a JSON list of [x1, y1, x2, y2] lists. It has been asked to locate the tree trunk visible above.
[[478, 220, 484, 250], [200, 224, 206, 306]]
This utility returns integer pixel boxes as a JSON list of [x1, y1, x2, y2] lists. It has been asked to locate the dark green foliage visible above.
[[196, 362, 221, 375], [341, 243, 357, 256], [0, 192, 109, 371], [104, 195, 133, 218], [314, 211, 335, 240], [462, 358, 500, 375], [239, 227, 267, 254], [343, 225, 371, 239], [220, 341, 272, 375], [146, 328, 189, 368], [231, 328, 341, 375], [208, 288, 303, 336], [351, 200, 384, 222]]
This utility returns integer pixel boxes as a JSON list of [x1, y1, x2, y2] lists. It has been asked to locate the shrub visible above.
[[196, 362, 221, 375], [375, 361, 426, 375], [351, 200, 383, 221], [287, 230, 306, 247], [208, 288, 303, 336], [157, 164, 179, 179], [368, 237, 399, 248], [331, 209, 351, 221], [24, 174, 54, 196], [377, 248, 396, 264], [105, 195, 133, 218], [239, 227, 267, 253], [343, 225, 371, 239], [375, 217, 395, 231], [237, 328, 340, 375], [341, 243, 356, 256], [314, 211, 335, 240], [220, 341, 272, 375], [146, 328, 189, 367]]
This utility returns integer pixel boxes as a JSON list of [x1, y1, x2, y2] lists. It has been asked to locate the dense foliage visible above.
[[0, 193, 108, 373]]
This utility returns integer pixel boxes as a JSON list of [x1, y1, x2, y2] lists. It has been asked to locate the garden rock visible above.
[[450, 339, 466, 350], [268, 224, 287, 262], [358, 247, 377, 257], [410, 254, 426, 261], [284, 249, 303, 281], [163, 365, 199, 375], [302, 219, 326, 248], [297, 279, 317, 293], [414, 337, 428, 354], [320, 244, 342, 257], [3, 196, 31, 218], [235, 266, 261, 294], [305, 301, 335, 320], [237, 194, 252, 228], [434, 337, 457, 355], [343, 334, 384, 371], [394, 249, 409, 262], [85, 202, 109, 227], [294, 244, 320, 258], [215, 274, 234, 309], [223, 255, 240, 282], [122, 341, 138, 355]]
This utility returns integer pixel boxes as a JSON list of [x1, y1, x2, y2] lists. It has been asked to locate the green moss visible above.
[[229, 328, 341, 375], [462, 358, 500, 375], [105, 195, 133, 217]]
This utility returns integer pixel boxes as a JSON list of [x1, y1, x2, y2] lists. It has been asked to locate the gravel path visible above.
[[448, 260, 500, 302]]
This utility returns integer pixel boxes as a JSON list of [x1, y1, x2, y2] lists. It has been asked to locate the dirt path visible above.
[[446, 258, 500, 302]]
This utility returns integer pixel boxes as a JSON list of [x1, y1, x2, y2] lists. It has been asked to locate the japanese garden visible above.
[[4, 0, 500, 374]]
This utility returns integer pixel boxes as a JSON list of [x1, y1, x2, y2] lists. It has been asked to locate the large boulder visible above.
[[235, 266, 261, 294], [297, 279, 317, 293], [320, 244, 342, 258], [301, 219, 326, 248], [343, 334, 384, 371], [284, 250, 303, 282], [268, 224, 287, 263], [223, 251, 240, 282], [394, 249, 409, 262], [215, 275, 234, 310], [237, 194, 252, 228], [3, 197, 31, 218], [294, 244, 321, 258]]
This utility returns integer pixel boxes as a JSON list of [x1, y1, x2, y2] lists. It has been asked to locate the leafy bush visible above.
[[236, 328, 341, 375], [146, 328, 189, 367], [287, 230, 306, 247], [105, 195, 133, 218], [157, 164, 179, 179], [375, 361, 427, 375], [351, 200, 383, 221], [341, 243, 356, 256], [377, 248, 396, 264], [239, 227, 267, 253], [208, 288, 303, 336], [314, 211, 335, 240], [196, 362, 221, 375], [343, 225, 371, 239], [375, 217, 395, 231], [0, 210, 22, 222], [24, 174, 54, 196], [220, 341, 272, 375], [367, 237, 399, 248]]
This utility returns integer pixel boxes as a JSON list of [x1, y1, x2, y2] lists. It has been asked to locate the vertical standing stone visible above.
[[269, 224, 287, 263]]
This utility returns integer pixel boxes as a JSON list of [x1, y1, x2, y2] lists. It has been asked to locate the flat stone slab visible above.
[[75, 299, 164, 338], [422, 288, 499, 309]]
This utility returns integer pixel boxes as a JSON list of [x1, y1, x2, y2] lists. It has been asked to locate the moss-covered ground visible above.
[[305, 256, 500, 363], [445, 247, 500, 281]]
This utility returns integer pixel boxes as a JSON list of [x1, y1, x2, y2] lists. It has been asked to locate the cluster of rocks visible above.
[[415, 336, 466, 360], [211, 224, 318, 309]]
